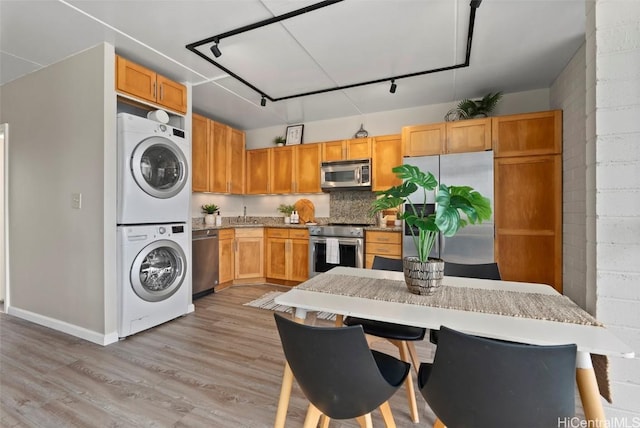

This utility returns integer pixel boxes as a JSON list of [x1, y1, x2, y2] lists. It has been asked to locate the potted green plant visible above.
[[455, 91, 503, 119], [273, 136, 286, 147], [202, 203, 219, 225], [371, 165, 492, 295], [277, 204, 295, 224]]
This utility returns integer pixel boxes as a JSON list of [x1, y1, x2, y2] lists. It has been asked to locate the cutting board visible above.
[[295, 199, 315, 224]]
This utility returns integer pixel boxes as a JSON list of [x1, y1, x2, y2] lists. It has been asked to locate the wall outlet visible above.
[[71, 193, 82, 209]]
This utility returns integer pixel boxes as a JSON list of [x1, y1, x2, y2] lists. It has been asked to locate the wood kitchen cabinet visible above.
[[271, 146, 295, 194], [294, 143, 322, 193], [265, 228, 309, 284], [322, 138, 372, 161], [372, 134, 403, 191], [234, 228, 264, 280], [116, 55, 187, 114], [365, 231, 402, 268], [402, 118, 491, 156], [192, 115, 245, 194], [493, 110, 563, 292], [246, 148, 271, 194], [218, 228, 235, 286]]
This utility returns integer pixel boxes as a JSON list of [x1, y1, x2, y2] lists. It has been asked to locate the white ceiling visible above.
[[0, 0, 585, 130]]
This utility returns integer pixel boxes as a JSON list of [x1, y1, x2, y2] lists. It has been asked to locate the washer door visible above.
[[131, 136, 188, 199], [130, 240, 186, 302]]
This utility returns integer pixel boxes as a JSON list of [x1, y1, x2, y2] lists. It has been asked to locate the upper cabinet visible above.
[[294, 144, 322, 193], [191, 114, 245, 194], [115, 55, 187, 114], [271, 146, 295, 194], [246, 148, 271, 194], [402, 118, 491, 156], [322, 138, 372, 161], [372, 134, 403, 191], [402, 123, 445, 156], [492, 110, 562, 157]]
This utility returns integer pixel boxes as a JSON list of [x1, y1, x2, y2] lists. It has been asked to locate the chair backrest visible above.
[[372, 256, 403, 272], [419, 326, 576, 428], [443, 261, 501, 280], [273, 313, 406, 420]]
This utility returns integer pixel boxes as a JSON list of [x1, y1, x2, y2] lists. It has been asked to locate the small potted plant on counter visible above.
[[371, 165, 491, 295], [277, 204, 295, 224], [202, 203, 220, 225], [273, 136, 286, 147]]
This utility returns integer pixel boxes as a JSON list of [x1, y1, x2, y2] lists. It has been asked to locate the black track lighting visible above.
[[389, 80, 397, 94], [210, 39, 222, 58], [260, 95, 266, 107]]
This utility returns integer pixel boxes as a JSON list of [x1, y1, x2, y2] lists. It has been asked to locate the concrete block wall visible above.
[[589, 0, 640, 418], [551, 43, 587, 309]]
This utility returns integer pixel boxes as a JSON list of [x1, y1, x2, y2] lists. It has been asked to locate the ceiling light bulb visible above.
[[260, 95, 266, 107], [390, 80, 397, 94], [210, 41, 222, 58]]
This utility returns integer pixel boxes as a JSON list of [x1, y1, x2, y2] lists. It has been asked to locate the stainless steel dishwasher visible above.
[[192, 229, 219, 299]]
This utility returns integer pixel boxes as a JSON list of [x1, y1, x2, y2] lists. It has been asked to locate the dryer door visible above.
[[130, 240, 187, 302], [131, 136, 188, 199]]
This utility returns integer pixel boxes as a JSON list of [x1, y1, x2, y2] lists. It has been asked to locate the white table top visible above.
[[275, 267, 634, 358]]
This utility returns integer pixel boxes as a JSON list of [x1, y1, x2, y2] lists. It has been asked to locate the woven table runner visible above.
[[298, 274, 602, 326]]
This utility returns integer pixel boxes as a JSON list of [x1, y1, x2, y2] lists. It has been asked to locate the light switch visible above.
[[72, 192, 82, 209]]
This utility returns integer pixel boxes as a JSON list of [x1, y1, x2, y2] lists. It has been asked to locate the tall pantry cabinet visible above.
[[493, 110, 563, 292]]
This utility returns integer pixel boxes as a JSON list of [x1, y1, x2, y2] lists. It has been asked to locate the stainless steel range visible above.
[[308, 224, 365, 277]]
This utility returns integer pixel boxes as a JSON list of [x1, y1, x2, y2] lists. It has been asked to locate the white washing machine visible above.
[[118, 223, 192, 338], [117, 113, 190, 225]]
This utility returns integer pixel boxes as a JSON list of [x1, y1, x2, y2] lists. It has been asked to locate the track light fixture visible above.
[[260, 95, 266, 107], [210, 39, 221, 58], [389, 79, 397, 94]]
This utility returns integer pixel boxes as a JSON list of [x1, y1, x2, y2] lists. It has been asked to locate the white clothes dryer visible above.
[[117, 113, 189, 225], [118, 223, 192, 338]]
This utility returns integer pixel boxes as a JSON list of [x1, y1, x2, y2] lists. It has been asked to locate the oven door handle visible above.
[[310, 237, 362, 246]]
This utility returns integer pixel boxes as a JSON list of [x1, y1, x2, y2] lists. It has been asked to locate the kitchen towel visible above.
[[325, 238, 340, 264]]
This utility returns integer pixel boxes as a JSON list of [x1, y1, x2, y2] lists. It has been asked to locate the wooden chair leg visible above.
[[379, 401, 397, 428], [355, 413, 373, 428], [302, 403, 323, 428], [398, 341, 420, 423], [434, 417, 446, 428], [334, 314, 343, 327], [319, 414, 330, 428], [406, 341, 421, 375]]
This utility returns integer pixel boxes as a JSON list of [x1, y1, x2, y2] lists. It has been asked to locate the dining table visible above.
[[273, 266, 635, 428]]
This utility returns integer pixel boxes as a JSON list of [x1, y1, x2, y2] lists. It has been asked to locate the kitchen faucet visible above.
[[243, 206, 247, 223]]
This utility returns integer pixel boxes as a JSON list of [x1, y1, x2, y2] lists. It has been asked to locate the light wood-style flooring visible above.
[[0, 284, 440, 427]]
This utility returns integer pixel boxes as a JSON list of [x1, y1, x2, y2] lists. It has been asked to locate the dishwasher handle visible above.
[[192, 229, 219, 240]]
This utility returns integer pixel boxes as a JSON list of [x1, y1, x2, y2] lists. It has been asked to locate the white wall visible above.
[[0, 44, 117, 344], [550, 43, 587, 308], [588, 0, 640, 418], [0, 124, 5, 303]]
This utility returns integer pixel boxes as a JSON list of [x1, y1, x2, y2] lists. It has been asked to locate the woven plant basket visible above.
[[403, 257, 445, 295]]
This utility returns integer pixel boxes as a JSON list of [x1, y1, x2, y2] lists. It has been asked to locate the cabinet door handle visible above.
[[159, 84, 164, 101], [152, 82, 157, 99]]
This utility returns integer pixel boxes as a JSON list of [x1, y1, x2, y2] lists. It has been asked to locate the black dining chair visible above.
[[273, 313, 410, 427], [343, 255, 425, 422], [429, 261, 502, 345], [418, 326, 577, 428]]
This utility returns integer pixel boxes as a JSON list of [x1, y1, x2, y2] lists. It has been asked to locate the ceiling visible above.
[[0, 0, 585, 131]]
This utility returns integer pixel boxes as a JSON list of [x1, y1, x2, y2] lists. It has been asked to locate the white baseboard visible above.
[[6, 306, 119, 346]]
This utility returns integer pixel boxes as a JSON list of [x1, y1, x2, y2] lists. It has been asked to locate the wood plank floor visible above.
[[0, 284, 440, 427]]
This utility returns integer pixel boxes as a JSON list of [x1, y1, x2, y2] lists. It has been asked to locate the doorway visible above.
[[1, 123, 6, 310]]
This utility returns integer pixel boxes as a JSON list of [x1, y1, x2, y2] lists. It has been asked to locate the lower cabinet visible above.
[[365, 230, 402, 268], [218, 229, 235, 286], [266, 228, 309, 284], [235, 228, 265, 280]]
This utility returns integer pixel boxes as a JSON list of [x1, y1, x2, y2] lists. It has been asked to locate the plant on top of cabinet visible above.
[[273, 136, 286, 147], [455, 92, 503, 120]]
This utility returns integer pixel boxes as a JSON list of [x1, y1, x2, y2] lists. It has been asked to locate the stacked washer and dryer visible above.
[[116, 112, 192, 338]]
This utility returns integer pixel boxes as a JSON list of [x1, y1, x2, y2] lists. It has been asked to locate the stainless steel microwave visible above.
[[320, 159, 372, 191]]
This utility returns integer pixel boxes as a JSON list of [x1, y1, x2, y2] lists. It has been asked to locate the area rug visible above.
[[243, 291, 336, 321]]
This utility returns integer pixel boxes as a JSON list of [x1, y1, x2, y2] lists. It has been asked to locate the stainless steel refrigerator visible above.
[[401, 151, 494, 264]]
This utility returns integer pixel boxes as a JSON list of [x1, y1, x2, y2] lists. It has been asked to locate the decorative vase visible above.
[[204, 214, 215, 225], [284, 216, 291, 224], [403, 257, 445, 295]]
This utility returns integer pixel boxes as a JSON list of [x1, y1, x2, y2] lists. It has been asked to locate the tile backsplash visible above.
[[329, 190, 376, 225]]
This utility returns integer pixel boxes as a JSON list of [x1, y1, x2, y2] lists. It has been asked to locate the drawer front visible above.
[[366, 231, 402, 245], [218, 229, 235, 240], [235, 228, 264, 238], [266, 228, 289, 238], [289, 229, 309, 239], [366, 242, 402, 257]]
